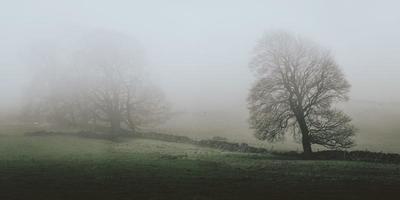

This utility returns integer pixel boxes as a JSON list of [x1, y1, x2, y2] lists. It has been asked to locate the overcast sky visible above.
[[1, 0, 400, 111]]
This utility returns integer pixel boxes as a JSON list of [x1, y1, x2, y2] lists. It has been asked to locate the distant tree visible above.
[[23, 31, 169, 134], [248, 31, 356, 156], [76, 32, 170, 133]]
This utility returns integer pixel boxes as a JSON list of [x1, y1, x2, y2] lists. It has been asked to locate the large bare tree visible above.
[[248, 31, 355, 156], [23, 31, 169, 133]]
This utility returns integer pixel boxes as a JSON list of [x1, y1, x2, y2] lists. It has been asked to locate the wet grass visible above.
[[0, 134, 399, 199]]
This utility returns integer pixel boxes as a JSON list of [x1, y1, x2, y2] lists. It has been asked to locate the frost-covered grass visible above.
[[0, 133, 400, 199]]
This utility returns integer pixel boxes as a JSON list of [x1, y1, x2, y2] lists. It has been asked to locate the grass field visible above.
[[1, 130, 400, 199]]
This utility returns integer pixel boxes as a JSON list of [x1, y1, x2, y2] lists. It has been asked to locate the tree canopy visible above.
[[22, 31, 169, 133], [248, 31, 356, 155]]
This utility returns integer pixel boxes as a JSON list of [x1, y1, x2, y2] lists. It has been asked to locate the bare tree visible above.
[[248, 31, 356, 156], [78, 32, 170, 133], [23, 31, 169, 133]]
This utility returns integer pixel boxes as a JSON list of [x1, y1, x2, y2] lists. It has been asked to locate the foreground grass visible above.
[[0, 134, 400, 200]]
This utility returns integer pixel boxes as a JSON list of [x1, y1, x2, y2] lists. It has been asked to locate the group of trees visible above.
[[22, 32, 169, 133], [22, 30, 355, 154]]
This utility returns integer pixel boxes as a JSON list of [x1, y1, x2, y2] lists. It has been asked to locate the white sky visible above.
[[1, 0, 400, 111]]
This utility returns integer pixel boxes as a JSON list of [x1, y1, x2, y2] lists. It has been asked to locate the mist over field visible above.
[[2, 1, 400, 199], [1, 0, 400, 151]]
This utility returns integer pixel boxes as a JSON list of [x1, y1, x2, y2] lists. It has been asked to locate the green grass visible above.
[[0, 133, 400, 200]]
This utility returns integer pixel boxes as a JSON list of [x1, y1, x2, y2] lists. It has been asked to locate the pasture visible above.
[[0, 127, 399, 200]]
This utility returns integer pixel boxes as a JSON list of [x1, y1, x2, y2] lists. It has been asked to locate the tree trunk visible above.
[[301, 132, 312, 158], [295, 112, 312, 158], [92, 114, 97, 131], [110, 117, 121, 134]]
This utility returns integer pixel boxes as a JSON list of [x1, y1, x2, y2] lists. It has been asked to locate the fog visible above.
[[1, 0, 400, 152]]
